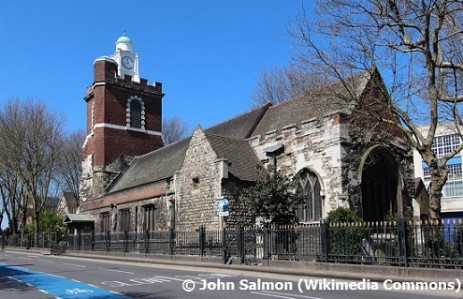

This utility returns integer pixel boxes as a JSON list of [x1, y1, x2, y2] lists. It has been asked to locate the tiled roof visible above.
[[108, 137, 191, 193], [206, 133, 261, 181], [251, 70, 373, 137], [205, 104, 270, 139]]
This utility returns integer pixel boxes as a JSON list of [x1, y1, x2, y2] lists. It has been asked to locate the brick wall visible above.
[[80, 59, 164, 203]]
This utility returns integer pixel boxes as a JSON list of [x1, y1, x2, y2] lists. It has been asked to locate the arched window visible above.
[[126, 96, 145, 130], [296, 169, 322, 222]]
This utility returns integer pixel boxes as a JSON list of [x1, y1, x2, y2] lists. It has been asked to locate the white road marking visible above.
[[251, 291, 298, 299], [155, 275, 193, 282], [261, 291, 323, 299], [63, 262, 86, 268], [104, 268, 135, 275], [7, 276, 22, 282], [39, 289, 49, 294]]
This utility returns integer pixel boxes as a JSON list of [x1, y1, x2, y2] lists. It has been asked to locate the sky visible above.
[[0, 0, 312, 229], [0, 0, 312, 134]]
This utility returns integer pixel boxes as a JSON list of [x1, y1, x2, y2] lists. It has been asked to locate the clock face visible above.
[[122, 56, 134, 69]]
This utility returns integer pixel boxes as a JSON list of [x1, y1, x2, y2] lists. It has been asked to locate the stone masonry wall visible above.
[[175, 128, 222, 231], [222, 179, 254, 228], [341, 123, 415, 218], [248, 113, 346, 219]]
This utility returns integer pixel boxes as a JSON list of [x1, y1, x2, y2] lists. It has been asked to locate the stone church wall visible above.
[[248, 113, 347, 218], [175, 129, 222, 231], [222, 179, 254, 228]]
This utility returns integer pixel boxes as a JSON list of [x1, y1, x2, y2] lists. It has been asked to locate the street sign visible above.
[[218, 197, 229, 217]]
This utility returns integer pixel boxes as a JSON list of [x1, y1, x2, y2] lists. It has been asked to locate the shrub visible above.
[[326, 207, 365, 260]]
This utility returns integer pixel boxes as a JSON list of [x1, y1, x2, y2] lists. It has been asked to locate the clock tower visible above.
[[110, 33, 140, 82], [80, 33, 164, 202]]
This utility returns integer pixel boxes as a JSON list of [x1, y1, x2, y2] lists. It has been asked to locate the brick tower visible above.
[[80, 33, 164, 201]]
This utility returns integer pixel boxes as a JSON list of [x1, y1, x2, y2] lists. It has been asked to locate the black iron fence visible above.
[[3, 220, 463, 268]]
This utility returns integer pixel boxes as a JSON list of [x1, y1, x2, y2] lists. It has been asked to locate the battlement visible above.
[[115, 75, 162, 93]]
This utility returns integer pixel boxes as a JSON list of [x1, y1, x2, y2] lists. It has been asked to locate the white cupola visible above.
[[115, 33, 134, 51], [110, 32, 140, 82]]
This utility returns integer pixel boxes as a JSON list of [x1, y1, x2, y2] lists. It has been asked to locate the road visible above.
[[0, 250, 461, 299]]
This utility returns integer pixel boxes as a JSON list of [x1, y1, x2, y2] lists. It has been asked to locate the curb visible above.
[[4, 247, 462, 283]]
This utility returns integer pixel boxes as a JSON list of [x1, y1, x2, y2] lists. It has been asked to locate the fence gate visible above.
[[238, 225, 267, 265]]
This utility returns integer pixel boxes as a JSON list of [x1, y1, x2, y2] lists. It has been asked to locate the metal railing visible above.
[[3, 220, 463, 268]]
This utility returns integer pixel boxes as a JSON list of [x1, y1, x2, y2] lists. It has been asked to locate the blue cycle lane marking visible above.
[[0, 262, 130, 298]]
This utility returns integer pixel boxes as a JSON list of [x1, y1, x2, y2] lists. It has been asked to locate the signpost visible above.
[[218, 197, 229, 217], [217, 196, 229, 264]]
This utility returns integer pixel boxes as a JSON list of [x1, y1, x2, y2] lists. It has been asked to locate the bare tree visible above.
[[162, 116, 190, 145], [58, 130, 85, 200], [0, 99, 64, 233], [251, 64, 329, 106], [292, 0, 463, 220], [0, 99, 28, 233]]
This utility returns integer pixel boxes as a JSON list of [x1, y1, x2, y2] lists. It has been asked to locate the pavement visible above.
[[3, 246, 463, 283]]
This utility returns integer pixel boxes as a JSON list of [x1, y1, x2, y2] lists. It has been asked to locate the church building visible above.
[[74, 34, 415, 234]]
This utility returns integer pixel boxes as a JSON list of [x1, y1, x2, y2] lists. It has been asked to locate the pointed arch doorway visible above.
[[360, 147, 400, 222]]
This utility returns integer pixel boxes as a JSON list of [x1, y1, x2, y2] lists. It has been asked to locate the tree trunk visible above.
[[428, 181, 443, 221], [427, 159, 448, 221]]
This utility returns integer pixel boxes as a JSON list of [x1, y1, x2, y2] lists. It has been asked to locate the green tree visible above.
[[241, 166, 307, 224], [39, 211, 64, 234]]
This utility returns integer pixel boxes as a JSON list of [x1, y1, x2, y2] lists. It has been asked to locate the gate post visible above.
[[222, 227, 228, 264], [77, 231, 82, 251], [320, 220, 328, 262], [236, 224, 245, 264], [124, 230, 129, 252], [144, 230, 149, 254], [198, 225, 206, 256], [169, 227, 175, 255], [106, 231, 111, 252], [263, 223, 270, 259], [91, 230, 95, 251], [398, 218, 408, 267]]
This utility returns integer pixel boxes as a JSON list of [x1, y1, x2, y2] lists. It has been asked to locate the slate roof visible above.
[[205, 104, 270, 139], [109, 137, 191, 192], [251, 69, 373, 137], [206, 133, 261, 181]]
